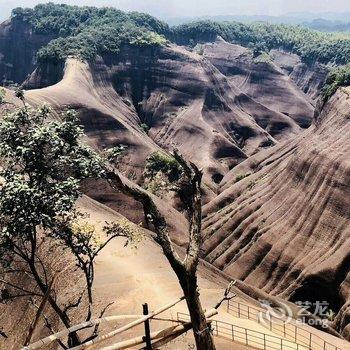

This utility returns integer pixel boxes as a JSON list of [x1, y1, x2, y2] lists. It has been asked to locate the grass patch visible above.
[[234, 172, 252, 183]]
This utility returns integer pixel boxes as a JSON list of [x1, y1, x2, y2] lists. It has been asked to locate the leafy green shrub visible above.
[[0, 88, 5, 104], [194, 44, 205, 55], [140, 123, 150, 134], [37, 21, 167, 63], [253, 52, 272, 64], [146, 152, 182, 181], [322, 64, 350, 101], [234, 173, 252, 183], [105, 145, 127, 162]]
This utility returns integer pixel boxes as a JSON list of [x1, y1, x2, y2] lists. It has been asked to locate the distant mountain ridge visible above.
[[164, 12, 350, 31], [1, 5, 350, 31], [305, 19, 350, 32]]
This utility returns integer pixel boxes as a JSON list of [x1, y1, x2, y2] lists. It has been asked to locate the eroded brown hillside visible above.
[[202, 87, 350, 339], [0, 18, 349, 344]]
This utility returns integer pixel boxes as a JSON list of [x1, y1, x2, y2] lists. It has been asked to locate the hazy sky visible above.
[[1, 0, 350, 19]]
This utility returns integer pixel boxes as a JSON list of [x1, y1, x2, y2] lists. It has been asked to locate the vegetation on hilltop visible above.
[[322, 64, 350, 101], [12, 3, 350, 67], [8, 4, 350, 97], [173, 20, 350, 98], [12, 3, 168, 63], [12, 3, 169, 36], [37, 23, 167, 63], [172, 20, 350, 65]]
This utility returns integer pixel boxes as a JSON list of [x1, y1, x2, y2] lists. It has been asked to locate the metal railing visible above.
[[177, 312, 309, 350], [227, 300, 342, 350]]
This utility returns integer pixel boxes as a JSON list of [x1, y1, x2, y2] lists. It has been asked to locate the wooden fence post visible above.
[[263, 334, 266, 350], [143, 303, 152, 350], [309, 333, 312, 349]]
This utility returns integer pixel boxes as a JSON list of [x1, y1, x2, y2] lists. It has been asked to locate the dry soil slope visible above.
[[202, 40, 316, 129], [269, 49, 329, 101], [202, 87, 350, 339], [0, 193, 245, 350], [24, 41, 315, 212], [109, 42, 314, 190]]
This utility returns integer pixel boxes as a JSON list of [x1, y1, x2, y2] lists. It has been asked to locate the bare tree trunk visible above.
[[24, 274, 58, 346], [106, 150, 217, 350], [28, 260, 80, 346], [179, 273, 216, 350]]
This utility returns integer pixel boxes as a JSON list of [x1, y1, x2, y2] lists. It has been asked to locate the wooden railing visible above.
[[227, 300, 342, 350], [177, 312, 309, 350]]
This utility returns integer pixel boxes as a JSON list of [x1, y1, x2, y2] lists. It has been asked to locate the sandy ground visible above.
[[75, 196, 350, 350]]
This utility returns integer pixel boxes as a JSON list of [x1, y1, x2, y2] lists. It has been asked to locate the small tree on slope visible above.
[[0, 92, 223, 349], [0, 97, 119, 347]]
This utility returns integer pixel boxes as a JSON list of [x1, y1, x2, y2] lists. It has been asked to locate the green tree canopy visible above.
[[11, 3, 169, 63], [172, 20, 350, 65]]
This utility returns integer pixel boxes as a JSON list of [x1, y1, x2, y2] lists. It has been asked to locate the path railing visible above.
[[177, 312, 309, 350], [227, 300, 342, 350]]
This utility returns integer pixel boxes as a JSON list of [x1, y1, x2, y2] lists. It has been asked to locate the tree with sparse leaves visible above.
[[0, 94, 121, 348]]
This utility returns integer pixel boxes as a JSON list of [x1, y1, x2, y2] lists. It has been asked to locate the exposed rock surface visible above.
[[270, 49, 329, 101], [202, 41, 315, 128], [202, 87, 350, 339], [0, 19, 56, 85], [1, 22, 349, 342], [25, 40, 315, 194]]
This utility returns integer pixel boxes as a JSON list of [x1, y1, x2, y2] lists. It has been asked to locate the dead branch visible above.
[[172, 149, 203, 273], [106, 170, 184, 274], [63, 292, 84, 314], [28, 298, 68, 350], [213, 280, 237, 310], [84, 302, 115, 343], [106, 149, 204, 276], [0, 279, 42, 298], [41, 314, 68, 350]]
